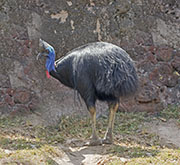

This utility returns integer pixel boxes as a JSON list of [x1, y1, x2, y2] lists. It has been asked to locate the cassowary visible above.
[[37, 39, 138, 145]]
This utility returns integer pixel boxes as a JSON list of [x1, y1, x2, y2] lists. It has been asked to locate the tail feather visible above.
[[95, 56, 138, 98]]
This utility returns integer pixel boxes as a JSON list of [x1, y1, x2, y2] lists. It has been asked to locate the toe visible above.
[[102, 138, 113, 144], [85, 139, 102, 146]]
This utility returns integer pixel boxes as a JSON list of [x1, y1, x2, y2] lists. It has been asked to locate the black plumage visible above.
[[37, 40, 138, 145]]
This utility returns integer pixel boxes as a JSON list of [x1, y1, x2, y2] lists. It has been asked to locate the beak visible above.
[[36, 52, 48, 60], [36, 52, 42, 60]]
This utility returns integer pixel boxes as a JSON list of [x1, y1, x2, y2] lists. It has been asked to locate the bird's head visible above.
[[37, 39, 56, 78]]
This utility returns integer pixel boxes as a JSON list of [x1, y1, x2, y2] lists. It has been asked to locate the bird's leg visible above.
[[102, 102, 119, 144], [88, 106, 102, 146]]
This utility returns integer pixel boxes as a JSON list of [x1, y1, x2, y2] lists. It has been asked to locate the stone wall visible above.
[[0, 0, 179, 122]]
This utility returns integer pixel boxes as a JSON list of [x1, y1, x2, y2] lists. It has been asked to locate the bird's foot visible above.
[[102, 137, 113, 144], [102, 132, 113, 144], [85, 137, 102, 146], [102, 129, 113, 144]]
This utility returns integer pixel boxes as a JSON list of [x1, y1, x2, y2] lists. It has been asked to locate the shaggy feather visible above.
[[38, 40, 138, 145], [66, 42, 138, 102], [39, 41, 138, 106]]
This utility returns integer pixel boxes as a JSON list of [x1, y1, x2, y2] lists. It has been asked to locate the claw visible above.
[[102, 138, 113, 144], [85, 139, 102, 146]]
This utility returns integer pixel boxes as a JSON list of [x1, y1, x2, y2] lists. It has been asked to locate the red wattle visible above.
[[46, 70, 50, 78]]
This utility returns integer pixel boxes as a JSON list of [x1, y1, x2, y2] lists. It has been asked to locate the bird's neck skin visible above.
[[45, 46, 56, 78], [49, 69, 60, 80]]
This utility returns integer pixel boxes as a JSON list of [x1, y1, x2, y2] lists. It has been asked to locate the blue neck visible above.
[[46, 46, 56, 72]]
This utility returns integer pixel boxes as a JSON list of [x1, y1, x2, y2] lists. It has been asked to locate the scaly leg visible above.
[[102, 102, 119, 144], [88, 106, 102, 146]]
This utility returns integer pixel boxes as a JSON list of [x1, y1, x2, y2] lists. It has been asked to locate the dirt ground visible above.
[[147, 119, 180, 148], [0, 111, 180, 165], [52, 119, 180, 165]]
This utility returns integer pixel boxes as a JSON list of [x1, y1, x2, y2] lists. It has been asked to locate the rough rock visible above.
[[171, 56, 180, 72], [155, 46, 173, 62], [14, 88, 32, 104], [149, 62, 179, 87], [0, 0, 179, 121], [0, 74, 11, 88]]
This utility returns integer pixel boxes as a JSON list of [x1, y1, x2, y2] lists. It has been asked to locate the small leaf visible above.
[[159, 117, 167, 122], [174, 71, 180, 76]]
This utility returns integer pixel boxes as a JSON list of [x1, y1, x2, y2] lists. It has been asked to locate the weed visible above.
[[159, 105, 180, 119], [0, 109, 180, 164]]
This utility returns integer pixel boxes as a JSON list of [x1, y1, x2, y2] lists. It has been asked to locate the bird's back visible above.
[[55, 42, 138, 101]]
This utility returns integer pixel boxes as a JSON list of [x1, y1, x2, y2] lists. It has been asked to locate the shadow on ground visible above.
[[58, 138, 160, 165]]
